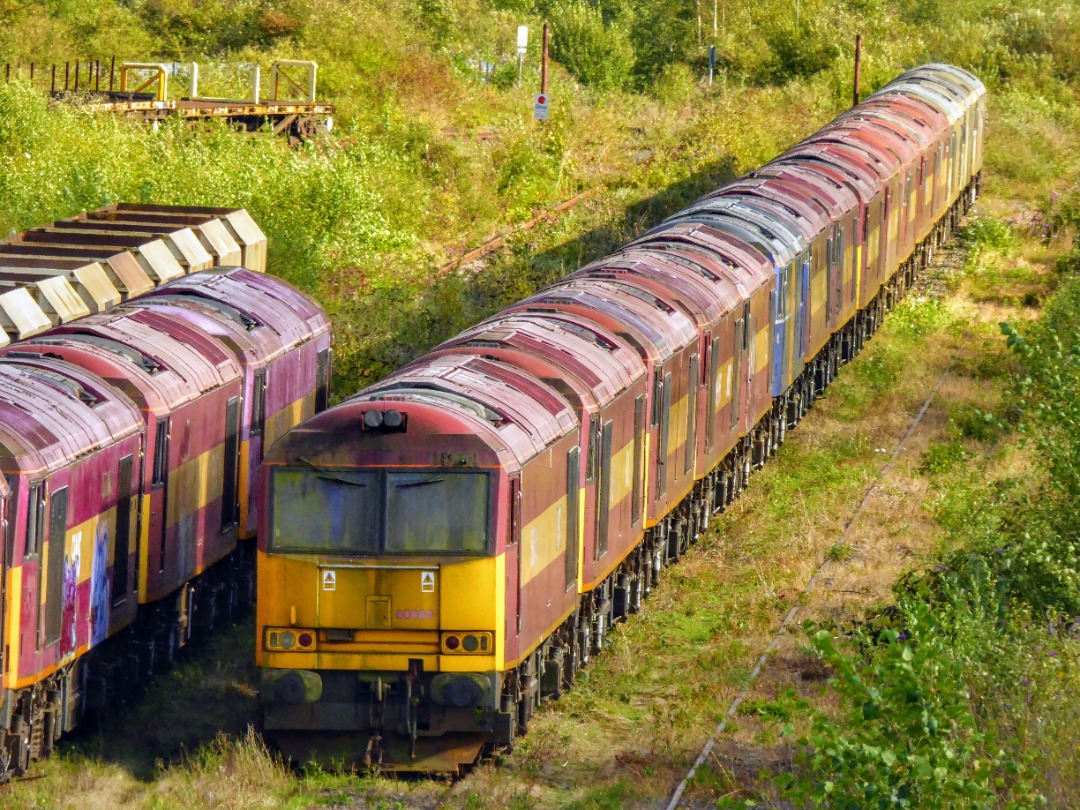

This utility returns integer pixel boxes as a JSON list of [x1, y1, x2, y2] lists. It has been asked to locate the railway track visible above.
[[665, 369, 950, 809]]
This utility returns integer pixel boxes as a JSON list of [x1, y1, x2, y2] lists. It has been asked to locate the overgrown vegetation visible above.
[[713, 212, 1080, 807], [0, 0, 1078, 806], [0, 0, 1074, 395]]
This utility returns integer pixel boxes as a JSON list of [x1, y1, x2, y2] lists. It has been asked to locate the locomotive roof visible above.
[[631, 222, 774, 296], [577, 249, 739, 327], [40, 306, 242, 406], [8, 337, 180, 415], [750, 163, 864, 213], [0, 357, 142, 474], [147, 267, 331, 347], [906, 63, 986, 105], [447, 312, 642, 404], [616, 242, 749, 307], [709, 185, 827, 245], [872, 81, 965, 124], [840, 105, 939, 152], [518, 277, 698, 363], [660, 204, 800, 268], [360, 353, 578, 460], [802, 129, 901, 182], [780, 141, 886, 195], [820, 120, 919, 170], [135, 294, 266, 364]]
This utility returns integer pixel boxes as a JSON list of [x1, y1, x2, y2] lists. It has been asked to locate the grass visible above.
[[0, 121, 1069, 810], [0, 0, 1075, 805]]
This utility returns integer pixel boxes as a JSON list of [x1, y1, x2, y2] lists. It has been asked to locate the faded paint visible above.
[[166, 444, 225, 527], [519, 494, 567, 588], [264, 391, 316, 451], [754, 326, 770, 374]]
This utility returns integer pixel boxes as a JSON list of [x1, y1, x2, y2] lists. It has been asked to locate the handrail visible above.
[[271, 60, 318, 103], [119, 63, 168, 102]]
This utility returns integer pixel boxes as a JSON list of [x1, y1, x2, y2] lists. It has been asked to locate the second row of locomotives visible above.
[[255, 63, 986, 771], [0, 262, 330, 775]]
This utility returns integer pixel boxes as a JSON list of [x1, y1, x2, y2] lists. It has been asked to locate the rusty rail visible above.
[[437, 188, 596, 276]]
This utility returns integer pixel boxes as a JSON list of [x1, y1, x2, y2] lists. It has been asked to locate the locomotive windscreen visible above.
[[270, 468, 380, 553], [385, 472, 490, 553], [269, 467, 492, 555]]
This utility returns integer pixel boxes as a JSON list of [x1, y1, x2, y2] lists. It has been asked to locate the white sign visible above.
[[534, 93, 549, 121], [517, 26, 529, 53], [421, 571, 435, 593], [322, 570, 336, 591]]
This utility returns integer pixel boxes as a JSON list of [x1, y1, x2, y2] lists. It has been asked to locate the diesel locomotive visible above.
[[0, 265, 330, 777], [256, 64, 986, 771]]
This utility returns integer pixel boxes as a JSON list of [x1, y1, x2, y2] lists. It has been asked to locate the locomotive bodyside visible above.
[[142, 268, 333, 538], [0, 266, 330, 778], [0, 359, 143, 767]]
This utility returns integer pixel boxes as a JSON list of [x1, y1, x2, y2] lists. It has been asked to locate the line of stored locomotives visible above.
[[0, 209, 331, 776], [254, 63, 986, 771]]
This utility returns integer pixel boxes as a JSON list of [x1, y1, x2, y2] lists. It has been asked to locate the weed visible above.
[[921, 437, 969, 475], [825, 542, 853, 563], [959, 214, 1016, 255]]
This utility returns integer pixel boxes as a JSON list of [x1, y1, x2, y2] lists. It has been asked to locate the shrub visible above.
[[546, 0, 634, 90]]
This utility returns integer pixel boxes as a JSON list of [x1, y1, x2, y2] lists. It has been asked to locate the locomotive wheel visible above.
[[517, 697, 531, 736], [42, 711, 56, 758]]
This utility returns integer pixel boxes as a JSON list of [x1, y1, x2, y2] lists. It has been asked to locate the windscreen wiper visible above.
[[297, 456, 369, 486], [395, 477, 446, 489]]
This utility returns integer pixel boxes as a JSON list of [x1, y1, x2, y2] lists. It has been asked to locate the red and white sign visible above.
[[534, 93, 549, 121]]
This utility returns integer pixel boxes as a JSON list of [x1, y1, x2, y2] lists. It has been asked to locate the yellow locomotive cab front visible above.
[[256, 451, 510, 770]]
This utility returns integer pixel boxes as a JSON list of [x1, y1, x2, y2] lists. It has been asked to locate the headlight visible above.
[[265, 627, 317, 652], [440, 632, 492, 654]]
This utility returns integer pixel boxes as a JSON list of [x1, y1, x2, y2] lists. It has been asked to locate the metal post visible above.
[[29, 62, 34, 85], [517, 25, 528, 84], [95, 60, 100, 92], [74, 60, 79, 91], [51, 64, 56, 94], [853, 33, 862, 107], [109, 55, 115, 92], [64, 62, 69, 91], [4, 65, 8, 83], [708, 45, 716, 86], [541, 22, 549, 94]]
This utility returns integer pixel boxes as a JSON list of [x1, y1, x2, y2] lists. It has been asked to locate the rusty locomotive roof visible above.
[[515, 276, 698, 364], [37, 305, 241, 409]]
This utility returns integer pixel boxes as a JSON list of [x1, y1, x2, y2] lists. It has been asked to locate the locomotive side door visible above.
[[148, 418, 170, 584], [507, 476, 521, 644]]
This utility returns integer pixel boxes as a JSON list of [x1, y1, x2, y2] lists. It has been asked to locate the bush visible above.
[[546, 0, 634, 90], [958, 215, 1016, 254]]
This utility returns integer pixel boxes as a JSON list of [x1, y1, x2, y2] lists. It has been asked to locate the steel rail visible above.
[[664, 369, 949, 810]]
